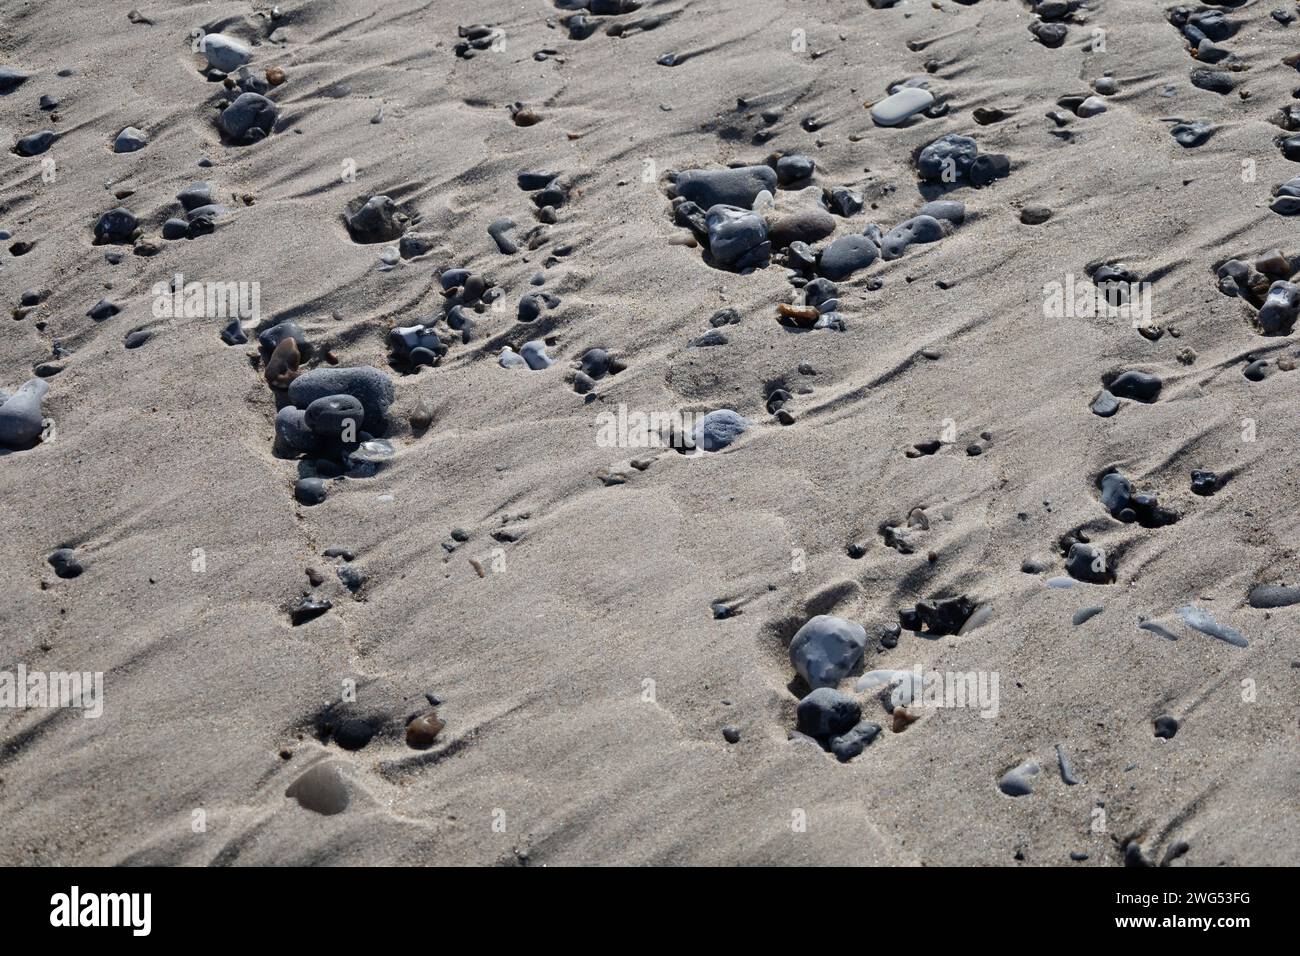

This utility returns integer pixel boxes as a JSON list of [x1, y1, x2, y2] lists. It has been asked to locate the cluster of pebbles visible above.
[[1214, 250, 1300, 336]]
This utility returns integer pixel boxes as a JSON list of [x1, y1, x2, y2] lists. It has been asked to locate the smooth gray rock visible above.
[[201, 33, 253, 73], [693, 409, 749, 451], [919, 199, 965, 224], [114, 126, 148, 152], [706, 204, 768, 267], [346, 195, 408, 243], [829, 721, 881, 762], [1257, 281, 1300, 334], [674, 165, 778, 210], [305, 394, 364, 438], [219, 92, 277, 144], [287, 367, 394, 433], [789, 614, 868, 689], [775, 154, 814, 185], [917, 133, 978, 181], [871, 86, 934, 126], [0, 378, 48, 449], [1247, 584, 1300, 608], [295, 477, 328, 506], [796, 687, 861, 738], [275, 406, 319, 453], [177, 182, 216, 211], [818, 234, 878, 279], [520, 340, 554, 370], [998, 760, 1040, 796], [14, 130, 56, 156], [880, 214, 948, 260]]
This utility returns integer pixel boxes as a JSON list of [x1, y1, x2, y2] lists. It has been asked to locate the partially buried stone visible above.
[[405, 709, 445, 748], [114, 127, 148, 152], [818, 234, 878, 279], [219, 92, 277, 144], [829, 721, 881, 762], [265, 338, 300, 389], [14, 130, 57, 156], [290, 595, 332, 625], [788, 614, 868, 689], [288, 366, 395, 433], [305, 394, 363, 438], [295, 477, 328, 505], [346, 195, 409, 244], [94, 208, 138, 244], [0, 378, 49, 449], [674, 165, 778, 210], [796, 687, 861, 738], [201, 33, 253, 73], [880, 215, 948, 260], [871, 86, 934, 126], [1171, 121, 1213, 147], [693, 409, 748, 451], [998, 760, 1039, 796], [917, 133, 978, 181], [47, 548, 83, 579]]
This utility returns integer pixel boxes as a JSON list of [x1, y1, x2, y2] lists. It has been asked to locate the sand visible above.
[[1, 0, 1296, 866]]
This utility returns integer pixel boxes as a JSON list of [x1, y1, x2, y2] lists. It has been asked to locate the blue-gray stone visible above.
[[694, 409, 749, 452], [675, 165, 778, 210], [287, 367, 394, 433], [789, 614, 868, 689], [796, 687, 862, 738]]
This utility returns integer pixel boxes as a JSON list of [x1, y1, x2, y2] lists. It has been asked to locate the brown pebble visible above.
[[777, 303, 820, 326], [265, 337, 300, 389], [406, 710, 445, 749], [306, 567, 324, 586], [410, 398, 434, 430], [512, 106, 542, 127], [469, 557, 486, 578], [266, 66, 287, 86], [892, 707, 919, 732]]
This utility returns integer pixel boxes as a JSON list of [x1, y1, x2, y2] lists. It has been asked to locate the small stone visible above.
[[796, 687, 861, 738], [113, 126, 148, 152], [406, 709, 445, 749], [295, 477, 328, 505], [48, 548, 83, 579]]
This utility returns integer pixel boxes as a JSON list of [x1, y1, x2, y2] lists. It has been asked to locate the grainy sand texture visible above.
[[1, 0, 1298, 866]]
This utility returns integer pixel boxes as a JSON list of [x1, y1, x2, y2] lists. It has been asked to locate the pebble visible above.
[[871, 86, 934, 126], [488, 217, 518, 254], [1065, 543, 1110, 583], [284, 761, 349, 815], [1055, 744, 1081, 785], [290, 595, 332, 626], [14, 130, 57, 156], [818, 234, 878, 280], [219, 92, 277, 144], [1020, 205, 1053, 224], [305, 394, 364, 439], [1178, 604, 1247, 647], [406, 709, 445, 748], [880, 214, 948, 260], [287, 366, 395, 433], [693, 409, 749, 451], [123, 329, 151, 349], [346, 195, 409, 243], [775, 154, 814, 185], [788, 614, 867, 689], [706, 204, 769, 269], [1256, 281, 1300, 334], [295, 477, 328, 505], [674, 165, 778, 210], [1106, 370, 1162, 402], [767, 209, 835, 248], [1171, 121, 1213, 147], [1154, 714, 1180, 739], [201, 34, 253, 73], [0, 378, 49, 449], [998, 760, 1040, 797], [918, 133, 979, 181], [722, 725, 741, 744], [1072, 606, 1103, 625], [0, 67, 28, 94], [265, 338, 300, 389], [796, 687, 861, 738], [113, 126, 148, 153], [520, 340, 554, 370], [1247, 583, 1300, 608], [47, 548, 83, 579], [94, 207, 138, 244], [829, 721, 881, 762]]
